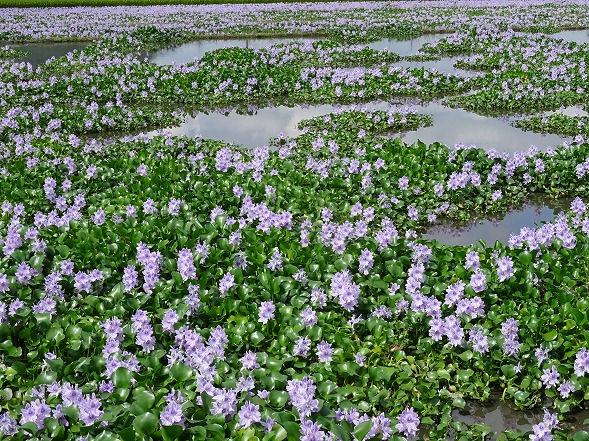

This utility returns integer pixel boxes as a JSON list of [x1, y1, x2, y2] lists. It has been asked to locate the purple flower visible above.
[[267, 250, 283, 272], [464, 251, 480, 270], [300, 419, 327, 441], [16, 262, 39, 285], [258, 301, 275, 324], [468, 326, 489, 353], [78, 394, 103, 426], [358, 248, 374, 275], [168, 198, 183, 216], [444, 281, 465, 306], [162, 309, 179, 333], [0, 412, 17, 436], [501, 318, 521, 357], [444, 315, 464, 347], [396, 407, 420, 438], [398, 176, 409, 190], [294, 336, 311, 357], [132, 310, 155, 352], [495, 256, 515, 282], [316, 340, 334, 363], [300, 308, 317, 327], [74, 271, 93, 293], [240, 351, 259, 370], [186, 284, 200, 316], [211, 389, 237, 417], [161, 389, 184, 427], [177, 248, 197, 282], [330, 269, 360, 311], [535, 346, 550, 367], [137, 164, 148, 176], [541, 365, 560, 388], [92, 209, 106, 226], [469, 270, 487, 293], [237, 402, 261, 428], [20, 399, 51, 430], [123, 265, 138, 292], [574, 347, 589, 377], [286, 377, 319, 419], [0, 273, 9, 294], [219, 272, 235, 295], [558, 380, 575, 399]]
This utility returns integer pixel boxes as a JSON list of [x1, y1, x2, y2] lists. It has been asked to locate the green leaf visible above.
[[112, 367, 132, 389], [162, 424, 184, 441], [542, 329, 558, 341], [262, 424, 288, 441], [353, 420, 374, 441], [171, 363, 193, 381], [573, 431, 589, 441], [135, 390, 155, 409], [501, 365, 517, 379], [133, 412, 159, 436], [269, 391, 289, 408]]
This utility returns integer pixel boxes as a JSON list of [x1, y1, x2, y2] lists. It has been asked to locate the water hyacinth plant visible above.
[[2, 1, 589, 440]]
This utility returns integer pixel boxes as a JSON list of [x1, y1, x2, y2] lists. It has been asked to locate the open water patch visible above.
[[452, 398, 589, 440], [396, 102, 568, 153], [422, 195, 571, 247], [144, 100, 569, 151], [548, 29, 589, 45], [149, 37, 317, 65], [367, 33, 449, 56], [9, 42, 89, 67]]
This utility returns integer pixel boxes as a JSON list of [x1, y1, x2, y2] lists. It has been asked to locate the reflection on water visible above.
[[453, 398, 589, 439], [148, 103, 346, 148], [398, 102, 568, 152], [10, 42, 89, 67], [149, 37, 317, 65], [149, 34, 454, 66], [146, 99, 568, 151], [422, 195, 571, 247], [366, 33, 448, 56]]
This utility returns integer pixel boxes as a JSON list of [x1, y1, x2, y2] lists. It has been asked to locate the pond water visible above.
[[147, 100, 568, 151], [9, 42, 89, 67], [148, 37, 317, 65], [366, 33, 448, 56], [452, 398, 589, 439], [422, 195, 571, 247], [148, 33, 452, 65], [549, 29, 589, 45], [397, 102, 568, 153]]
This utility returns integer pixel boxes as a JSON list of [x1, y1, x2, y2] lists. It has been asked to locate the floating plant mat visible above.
[[148, 37, 318, 65], [394, 57, 481, 78], [422, 195, 573, 247], [8, 42, 90, 67]]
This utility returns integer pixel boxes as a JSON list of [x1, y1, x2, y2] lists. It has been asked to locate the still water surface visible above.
[[10, 42, 89, 67], [422, 195, 571, 247], [149, 101, 568, 152]]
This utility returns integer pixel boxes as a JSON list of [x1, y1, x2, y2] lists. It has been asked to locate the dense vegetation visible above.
[[1, 2, 589, 440]]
